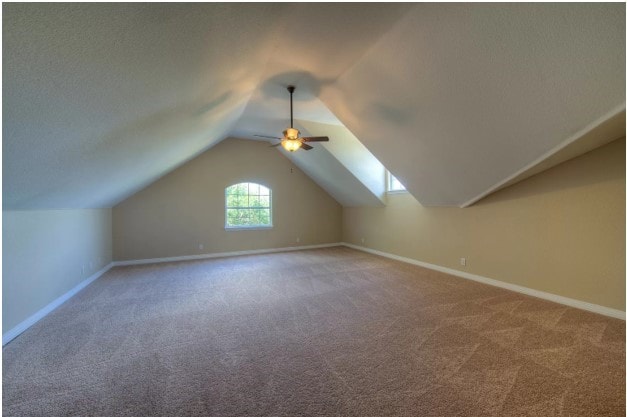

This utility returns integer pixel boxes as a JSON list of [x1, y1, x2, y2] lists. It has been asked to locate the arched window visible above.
[[225, 182, 272, 229]]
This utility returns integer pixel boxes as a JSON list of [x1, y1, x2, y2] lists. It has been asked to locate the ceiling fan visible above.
[[254, 85, 329, 152]]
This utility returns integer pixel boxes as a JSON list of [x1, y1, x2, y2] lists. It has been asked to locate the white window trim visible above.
[[386, 171, 408, 194], [224, 226, 273, 231], [224, 182, 273, 230]]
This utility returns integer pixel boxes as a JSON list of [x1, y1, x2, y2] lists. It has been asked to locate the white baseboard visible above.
[[9, 242, 617, 346], [113, 242, 343, 267], [342, 242, 625, 320], [2, 243, 342, 345], [2, 263, 115, 346]]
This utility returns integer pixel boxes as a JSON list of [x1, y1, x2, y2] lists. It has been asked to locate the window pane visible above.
[[259, 185, 270, 196], [248, 208, 270, 225], [241, 210, 251, 225], [388, 173, 406, 191], [226, 194, 236, 207], [235, 183, 247, 195], [226, 183, 246, 196], [238, 194, 249, 207], [242, 209, 252, 225], [248, 183, 260, 195], [261, 209, 270, 223], [250, 209, 261, 224], [226, 208, 238, 225], [249, 195, 261, 208]]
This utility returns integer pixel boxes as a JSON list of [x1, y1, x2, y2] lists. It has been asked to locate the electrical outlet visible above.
[[361, 237, 365, 244], [199, 244, 204, 250], [460, 257, 466, 266], [296, 237, 300, 243]]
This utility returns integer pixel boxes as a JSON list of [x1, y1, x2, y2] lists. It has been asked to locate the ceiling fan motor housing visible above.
[[283, 128, 300, 140]]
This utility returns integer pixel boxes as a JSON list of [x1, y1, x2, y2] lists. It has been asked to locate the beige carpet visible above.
[[3, 247, 625, 416]]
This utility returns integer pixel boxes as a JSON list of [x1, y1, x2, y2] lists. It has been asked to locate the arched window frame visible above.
[[224, 182, 273, 229]]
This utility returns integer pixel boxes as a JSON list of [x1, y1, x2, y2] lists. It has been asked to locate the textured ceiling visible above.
[[3, 3, 625, 210]]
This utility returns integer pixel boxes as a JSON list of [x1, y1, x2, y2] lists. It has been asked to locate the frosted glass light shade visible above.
[[281, 139, 302, 152]]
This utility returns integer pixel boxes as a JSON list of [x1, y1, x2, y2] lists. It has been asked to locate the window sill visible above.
[[225, 226, 273, 231]]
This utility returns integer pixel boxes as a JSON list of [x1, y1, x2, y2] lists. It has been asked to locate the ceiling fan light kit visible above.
[[281, 126, 303, 152], [281, 139, 303, 152], [254, 85, 330, 152]]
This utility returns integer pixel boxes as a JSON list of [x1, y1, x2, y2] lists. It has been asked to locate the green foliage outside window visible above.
[[225, 182, 272, 228]]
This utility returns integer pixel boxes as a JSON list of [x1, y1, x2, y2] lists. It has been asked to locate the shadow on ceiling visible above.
[[258, 71, 334, 102]]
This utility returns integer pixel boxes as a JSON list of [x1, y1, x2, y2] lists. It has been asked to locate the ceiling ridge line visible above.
[[331, 3, 417, 85], [225, 5, 295, 138]]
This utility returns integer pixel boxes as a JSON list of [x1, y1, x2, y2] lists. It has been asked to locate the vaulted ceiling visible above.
[[3, 3, 625, 210]]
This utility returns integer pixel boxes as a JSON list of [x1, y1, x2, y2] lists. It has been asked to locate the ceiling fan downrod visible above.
[[287, 85, 295, 128]]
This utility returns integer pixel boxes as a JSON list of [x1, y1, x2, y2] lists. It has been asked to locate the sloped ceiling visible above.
[[3, 3, 625, 210], [3, 3, 286, 209], [320, 3, 625, 206]]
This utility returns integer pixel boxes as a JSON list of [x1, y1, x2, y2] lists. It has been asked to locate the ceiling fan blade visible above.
[[301, 143, 313, 150], [302, 136, 329, 142], [254, 134, 281, 140], [269, 143, 282, 147]]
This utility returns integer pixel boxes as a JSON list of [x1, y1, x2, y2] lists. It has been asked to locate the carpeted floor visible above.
[[3, 247, 625, 416]]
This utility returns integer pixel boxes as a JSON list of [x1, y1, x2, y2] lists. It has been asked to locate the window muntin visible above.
[[225, 182, 272, 229], [387, 171, 407, 192]]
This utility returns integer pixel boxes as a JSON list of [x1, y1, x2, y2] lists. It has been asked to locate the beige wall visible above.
[[343, 138, 626, 311], [3, 208, 113, 331], [113, 138, 342, 261]]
